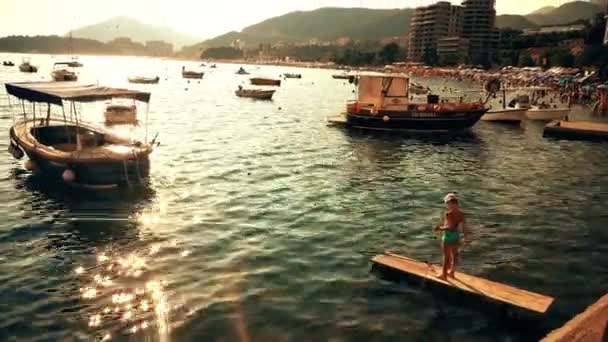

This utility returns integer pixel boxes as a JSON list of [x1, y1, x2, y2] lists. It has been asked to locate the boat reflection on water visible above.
[[10, 172, 194, 341]]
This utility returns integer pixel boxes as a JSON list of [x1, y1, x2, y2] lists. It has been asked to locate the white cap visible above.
[[444, 193, 458, 203]]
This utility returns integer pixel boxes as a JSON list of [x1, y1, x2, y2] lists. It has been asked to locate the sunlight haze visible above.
[[0, 0, 587, 40]]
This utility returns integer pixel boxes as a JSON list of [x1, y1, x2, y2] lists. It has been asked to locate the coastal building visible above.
[[461, 0, 499, 65], [408, 1, 462, 63], [437, 37, 470, 65]]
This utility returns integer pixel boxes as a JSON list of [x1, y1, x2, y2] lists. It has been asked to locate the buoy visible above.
[[24, 159, 36, 171], [278, 107, 282, 110], [62, 169, 76, 183], [382, 115, 390, 122]]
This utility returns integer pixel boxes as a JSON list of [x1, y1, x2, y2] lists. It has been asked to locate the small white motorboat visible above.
[[482, 108, 528, 123], [525, 106, 570, 121], [51, 62, 77, 81]]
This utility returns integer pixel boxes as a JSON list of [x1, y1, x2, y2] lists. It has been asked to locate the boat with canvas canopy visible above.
[[331, 73, 488, 132], [5, 81, 154, 190]]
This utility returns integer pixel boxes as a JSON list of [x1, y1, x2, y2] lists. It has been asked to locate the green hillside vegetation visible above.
[[525, 1, 602, 27], [496, 15, 538, 30], [0, 35, 174, 56], [203, 7, 413, 47], [530, 6, 557, 15], [70, 16, 200, 48]]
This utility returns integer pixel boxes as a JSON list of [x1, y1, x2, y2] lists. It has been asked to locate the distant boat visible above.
[[19, 57, 37, 73], [250, 77, 281, 86], [51, 62, 78, 81], [182, 66, 204, 79], [104, 99, 137, 125], [284, 73, 302, 79], [332, 73, 352, 80], [236, 67, 249, 75], [2, 61, 14, 66], [128, 76, 160, 84], [210, 64, 217, 68], [67, 59, 83, 68], [199, 63, 206, 67], [235, 86, 275, 100]]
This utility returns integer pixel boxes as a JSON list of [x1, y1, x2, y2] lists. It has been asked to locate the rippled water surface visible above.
[[1, 53, 607, 342]]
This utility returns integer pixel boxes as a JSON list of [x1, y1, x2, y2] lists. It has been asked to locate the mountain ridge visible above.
[[69, 16, 200, 49], [195, 1, 602, 49]]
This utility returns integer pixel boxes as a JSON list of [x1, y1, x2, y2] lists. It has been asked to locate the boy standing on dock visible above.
[[433, 193, 468, 280]]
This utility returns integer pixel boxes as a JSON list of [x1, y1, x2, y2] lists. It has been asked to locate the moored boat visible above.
[[3, 61, 14, 66], [128, 76, 160, 84], [332, 73, 352, 80], [5, 81, 154, 190], [525, 106, 570, 121], [250, 77, 281, 86], [182, 66, 204, 79], [481, 88, 526, 123], [284, 73, 302, 79], [104, 99, 137, 124], [236, 67, 249, 75], [19, 57, 37, 73], [481, 108, 527, 123], [51, 62, 78, 81], [235, 86, 275, 100], [337, 73, 488, 132]]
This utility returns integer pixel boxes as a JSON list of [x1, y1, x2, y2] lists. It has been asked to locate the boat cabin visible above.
[[357, 74, 410, 111]]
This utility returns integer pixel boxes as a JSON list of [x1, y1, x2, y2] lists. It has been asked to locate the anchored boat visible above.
[[18, 57, 37, 73], [181, 66, 204, 79], [5, 82, 154, 190], [333, 73, 488, 132], [250, 78, 281, 86], [104, 99, 137, 125], [128, 76, 160, 84], [235, 86, 275, 100], [284, 73, 302, 79], [51, 62, 78, 81]]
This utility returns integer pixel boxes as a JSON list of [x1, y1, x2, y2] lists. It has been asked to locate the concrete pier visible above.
[[541, 293, 608, 342]]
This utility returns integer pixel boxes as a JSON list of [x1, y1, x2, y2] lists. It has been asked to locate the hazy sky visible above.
[[0, 0, 582, 39]]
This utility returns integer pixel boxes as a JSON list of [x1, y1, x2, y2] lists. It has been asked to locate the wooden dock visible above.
[[371, 253, 554, 314], [541, 293, 608, 342], [544, 120, 608, 141]]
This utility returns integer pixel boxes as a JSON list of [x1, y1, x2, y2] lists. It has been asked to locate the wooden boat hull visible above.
[[525, 108, 570, 121], [481, 108, 527, 123], [544, 120, 608, 142], [284, 74, 301, 79], [182, 72, 204, 79], [345, 110, 485, 131], [235, 89, 275, 100], [128, 77, 159, 84], [250, 78, 281, 86], [9, 119, 152, 187]]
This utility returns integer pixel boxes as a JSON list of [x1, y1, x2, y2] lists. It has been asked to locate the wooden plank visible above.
[[371, 253, 554, 314], [541, 293, 608, 342], [560, 120, 608, 133]]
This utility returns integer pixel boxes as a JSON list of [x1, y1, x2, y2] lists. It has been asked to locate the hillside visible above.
[[525, 1, 602, 27], [496, 15, 538, 30], [203, 7, 413, 47], [194, 2, 603, 52], [530, 6, 556, 15], [69, 16, 200, 48]]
